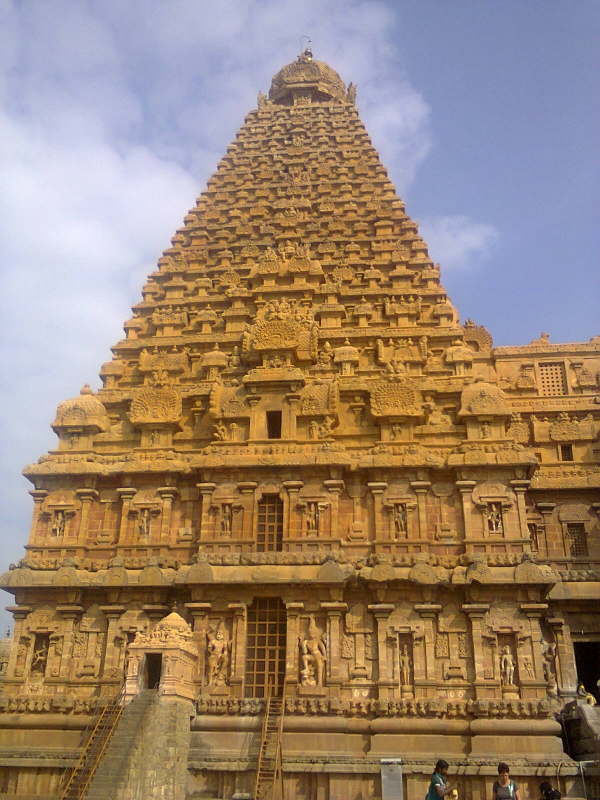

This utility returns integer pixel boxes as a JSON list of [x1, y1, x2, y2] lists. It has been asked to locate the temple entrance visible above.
[[145, 652, 162, 690], [574, 641, 600, 701], [245, 598, 286, 698]]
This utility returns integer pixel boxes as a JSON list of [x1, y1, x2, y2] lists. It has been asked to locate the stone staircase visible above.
[[83, 689, 157, 800]]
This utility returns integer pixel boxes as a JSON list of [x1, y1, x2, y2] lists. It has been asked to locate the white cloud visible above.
[[419, 215, 500, 270]]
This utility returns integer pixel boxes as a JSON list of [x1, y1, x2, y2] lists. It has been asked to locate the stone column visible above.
[[410, 481, 431, 541], [285, 602, 304, 686], [462, 604, 490, 695], [99, 605, 125, 679], [248, 396, 261, 440], [28, 490, 48, 543], [196, 483, 216, 541], [185, 602, 212, 688], [158, 487, 178, 542], [321, 602, 347, 689], [414, 604, 441, 684], [324, 480, 344, 539], [536, 502, 556, 560], [511, 480, 531, 546], [5, 606, 30, 678], [229, 602, 247, 694], [76, 488, 98, 545], [548, 617, 577, 700], [283, 481, 303, 540], [368, 482, 388, 541], [369, 604, 395, 695], [238, 482, 258, 540], [456, 481, 477, 541], [56, 605, 83, 678], [285, 393, 301, 439], [521, 603, 548, 683], [116, 488, 137, 544]]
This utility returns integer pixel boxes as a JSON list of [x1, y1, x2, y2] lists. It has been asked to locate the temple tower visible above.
[[1, 48, 599, 800]]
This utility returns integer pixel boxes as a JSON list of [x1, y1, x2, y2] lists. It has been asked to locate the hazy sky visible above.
[[0, 0, 598, 628]]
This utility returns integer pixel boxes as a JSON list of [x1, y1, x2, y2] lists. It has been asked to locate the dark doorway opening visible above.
[[145, 653, 162, 690], [266, 410, 282, 439], [574, 641, 600, 701]]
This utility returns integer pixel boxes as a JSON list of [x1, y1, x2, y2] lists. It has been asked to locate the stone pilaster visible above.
[[76, 488, 98, 545], [99, 605, 126, 679], [456, 480, 477, 541], [368, 482, 387, 540], [520, 603, 548, 687], [196, 483, 216, 541], [511, 479, 531, 547], [368, 603, 395, 695], [462, 603, 490, 696], [324, 480, 344, 539], [238, 482, 257, 539], [548, 616, 577, 700], [321, 602, 347, 688], [28, 490, 48, 543], [414, 604, 441, 686], [410, 480, 431, 542], [158, 487, 178, 542], [56, 605, 83, 678], [283, 481, 303, 539], [185, 602, 212, 688], [228, 602, 247, 693], [116, 488, 136, 544], [5, 606, 30, 678], [285, 602, 304, 685]]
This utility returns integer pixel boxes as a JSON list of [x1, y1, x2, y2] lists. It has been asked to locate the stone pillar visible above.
[[28, 490, 48, 543], [185, 602, 212, 688], [238, 482, 257, 540], [99, 605, 125, 679], [462, 604, 490, 695], [410, 481, 431, 541], [456, 481, 477, 540], [229, 602, 247, 693], [414, 604, 441, 685], [536, 503, 556, 560], [158, 487, 178, 542], [56, 605, 83, 678], [511, 480, 531, 546], [285, 602, 304, 686], [285, 393, 301, 439], [76, 488, 98, 545], [324, 480, 344, 539], [548, 617, 577, 700], [283, 481, 303, 540], [116, 488, 136, 544], [369, 604, 395, 694], [368, 482, 388, 540], [248, 396, 261, 440], [521, 603, 548, 683], [197, 483, 216, 541], [5, 606, 30, 678], [321, 602, 347, 688]]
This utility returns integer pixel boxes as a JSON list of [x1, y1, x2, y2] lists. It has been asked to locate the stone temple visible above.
[[1, 49, 599, 800]]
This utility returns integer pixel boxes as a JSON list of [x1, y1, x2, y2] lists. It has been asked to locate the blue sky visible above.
[[0, 0, 598, 629]]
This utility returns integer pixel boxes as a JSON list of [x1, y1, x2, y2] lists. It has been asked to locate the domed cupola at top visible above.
[[268, 47, 348, 105]]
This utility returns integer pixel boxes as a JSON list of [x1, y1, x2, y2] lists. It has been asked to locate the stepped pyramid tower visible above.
[[1, 49, 600, 800]]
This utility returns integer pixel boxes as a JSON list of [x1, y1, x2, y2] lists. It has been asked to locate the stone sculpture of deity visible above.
[[206, 619, 230, 686], [299, 615, 327, 687]]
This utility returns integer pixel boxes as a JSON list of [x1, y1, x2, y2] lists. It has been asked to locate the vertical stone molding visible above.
[[321, 602, 347, 688]]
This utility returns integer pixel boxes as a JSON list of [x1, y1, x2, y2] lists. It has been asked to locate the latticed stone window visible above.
[[539, 362, 567, 396], [257, 495, 283, 552], [560, 444, 574, 462], [245, 598, 287, 697], [565, 523, 588, 558]]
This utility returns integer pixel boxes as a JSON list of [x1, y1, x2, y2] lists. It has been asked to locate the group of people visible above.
[[426, 760, 561, 800]]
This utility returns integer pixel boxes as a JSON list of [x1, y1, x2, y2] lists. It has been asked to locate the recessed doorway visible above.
[[145, 653, 163, 690], [574, 641, 600, 701]]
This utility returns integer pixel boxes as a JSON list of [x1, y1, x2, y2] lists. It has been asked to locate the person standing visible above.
[[426, 760, 460, 800], [492, 763, 521, 800]]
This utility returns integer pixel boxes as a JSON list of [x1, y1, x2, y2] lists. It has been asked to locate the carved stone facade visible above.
[[1, 49, 598, 800]]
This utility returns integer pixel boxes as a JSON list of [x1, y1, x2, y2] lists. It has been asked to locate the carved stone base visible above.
[[298, 685, 328, 697]]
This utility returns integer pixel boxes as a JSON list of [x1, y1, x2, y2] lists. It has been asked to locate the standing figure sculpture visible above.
[[206, 619, 231, 686], [299, 615, 327, 687], [400, 643, 411, 687], [500, 645, 515, 686]]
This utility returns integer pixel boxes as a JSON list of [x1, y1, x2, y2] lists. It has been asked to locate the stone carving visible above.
[[129, 381, 182, 426], [459, 377, 511, 417], [299, 616, 327, 687], [206, 619, 231, 687], [370, 376, 420, 417], [541, 639, 558, 696], [445, 340, 475, 374], [500, 645, 516, 687], [507, 413, 530, 444], [52, 385, 109, 432]]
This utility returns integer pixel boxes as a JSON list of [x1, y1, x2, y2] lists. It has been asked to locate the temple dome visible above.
[[269, 48, 346, 105], [51, 384, 109, 432]]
